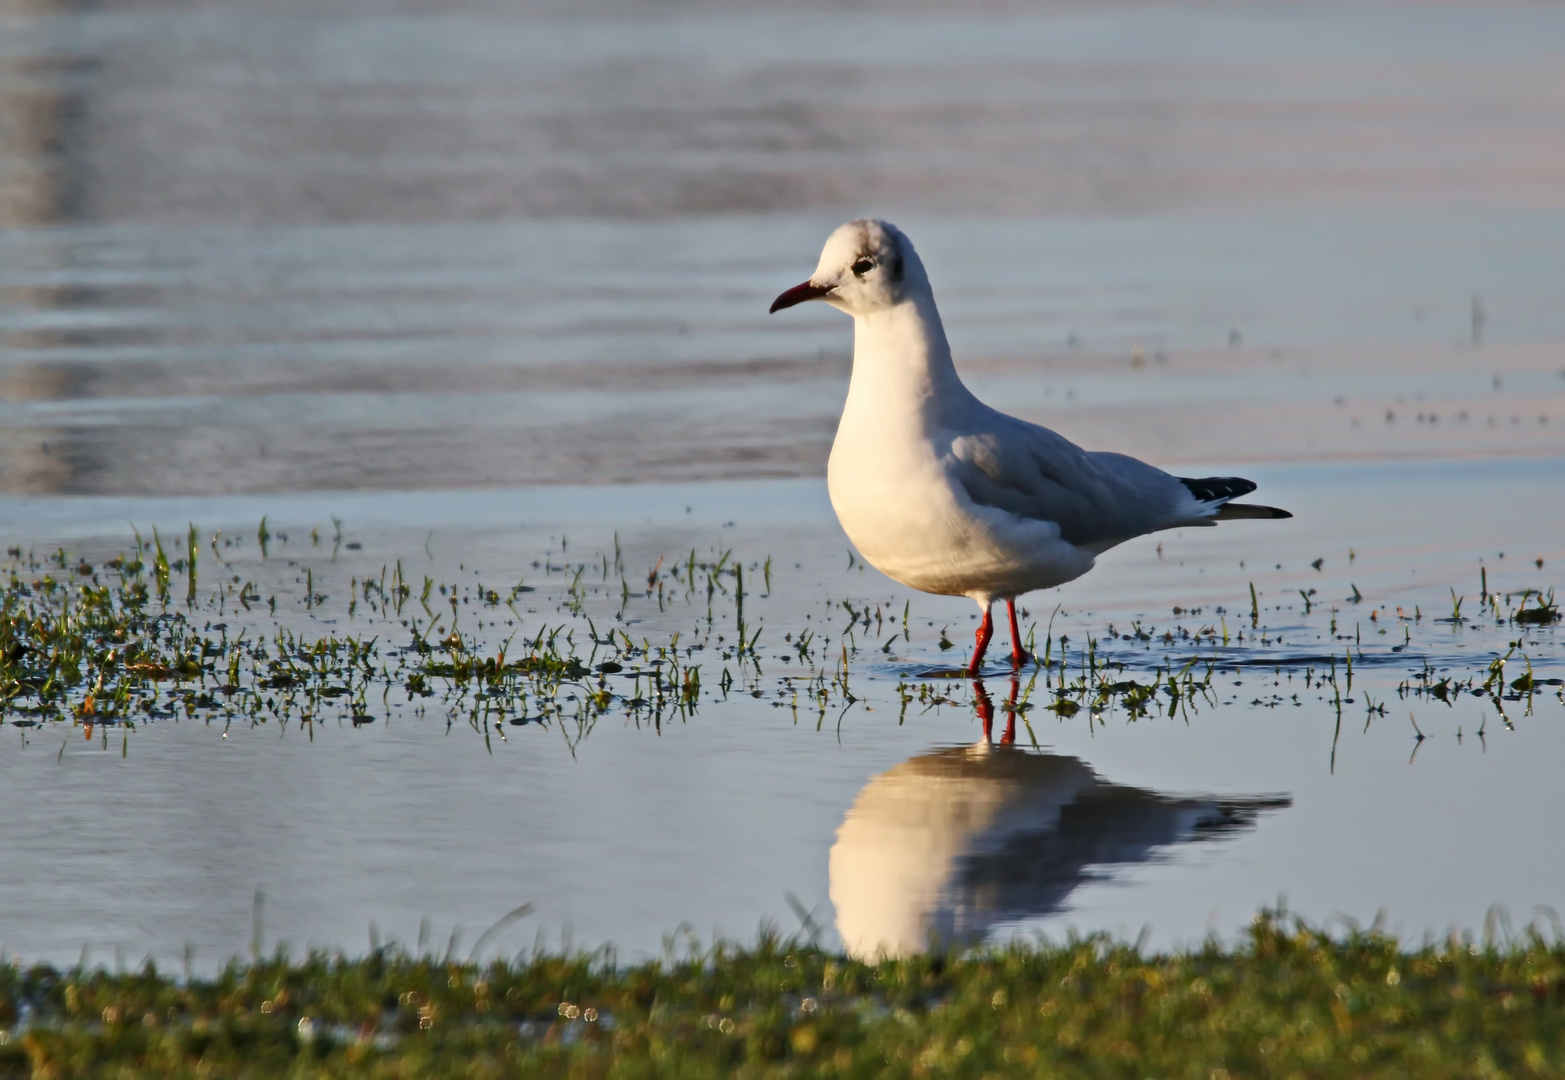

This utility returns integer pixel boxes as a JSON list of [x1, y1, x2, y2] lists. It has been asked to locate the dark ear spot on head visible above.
[[887, 247, 904, 283]]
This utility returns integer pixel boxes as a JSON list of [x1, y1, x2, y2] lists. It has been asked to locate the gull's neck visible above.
[[845, 292, 972, 425]]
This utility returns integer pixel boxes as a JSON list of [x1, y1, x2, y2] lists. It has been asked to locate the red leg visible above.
[[1005, 598, 1029, 668], [1001, 675, 1019, 745], [966, 605, 994, 677], [972, 680, 994, 742]]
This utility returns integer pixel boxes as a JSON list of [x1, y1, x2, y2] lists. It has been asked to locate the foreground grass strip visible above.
[[3, 911, 1564, 1078]]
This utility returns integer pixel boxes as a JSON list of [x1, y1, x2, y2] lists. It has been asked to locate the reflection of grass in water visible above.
[[4, 907, 1565, 1076], [2, 525, 1561, 754]]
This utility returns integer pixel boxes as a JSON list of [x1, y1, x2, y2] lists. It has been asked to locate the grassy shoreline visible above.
[[3, 910, 1563, 1078]]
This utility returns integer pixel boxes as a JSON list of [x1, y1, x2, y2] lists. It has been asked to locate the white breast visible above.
[[827, 418, 970, 595]]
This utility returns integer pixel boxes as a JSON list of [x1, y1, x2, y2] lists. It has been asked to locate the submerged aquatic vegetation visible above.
[[0, 530, 864, 747], [0, 524, 1560, 754], [2, 908, 1565, 1078]]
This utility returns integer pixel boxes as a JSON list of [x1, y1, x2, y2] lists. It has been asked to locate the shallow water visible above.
[[1, 458, 1562, 968], [2, 0, 1564, 968]]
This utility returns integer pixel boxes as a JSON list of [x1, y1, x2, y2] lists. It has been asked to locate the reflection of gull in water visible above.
[[829, 683, 1289, 958]]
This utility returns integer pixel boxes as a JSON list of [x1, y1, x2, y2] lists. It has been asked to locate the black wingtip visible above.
[[1179, 475, 1258, 502]]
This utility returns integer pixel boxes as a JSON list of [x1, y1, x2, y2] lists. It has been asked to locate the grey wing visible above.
[[946, 417, 1197, 548]]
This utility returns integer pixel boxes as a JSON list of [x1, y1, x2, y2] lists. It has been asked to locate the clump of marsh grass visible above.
[[3, 525, 1560, 753], [0, 530, 843, 748]]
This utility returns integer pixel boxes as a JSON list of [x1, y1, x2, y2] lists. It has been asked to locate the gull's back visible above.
[[936, 395, 1207, 555]]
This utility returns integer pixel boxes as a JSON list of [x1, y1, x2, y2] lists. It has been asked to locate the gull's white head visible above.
[[770, 218, 928, 318]]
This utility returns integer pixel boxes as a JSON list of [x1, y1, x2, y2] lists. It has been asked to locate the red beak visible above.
[[769, 280, 834, 313]]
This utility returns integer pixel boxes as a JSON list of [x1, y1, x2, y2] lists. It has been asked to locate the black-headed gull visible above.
[[771, 219, 1290, 675]]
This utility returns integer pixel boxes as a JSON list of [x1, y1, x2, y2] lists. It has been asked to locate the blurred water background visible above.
[[2, 0, 1562, 493]]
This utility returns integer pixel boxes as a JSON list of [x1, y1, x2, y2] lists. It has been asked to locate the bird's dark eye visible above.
[[851, 258, 875, 276]]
